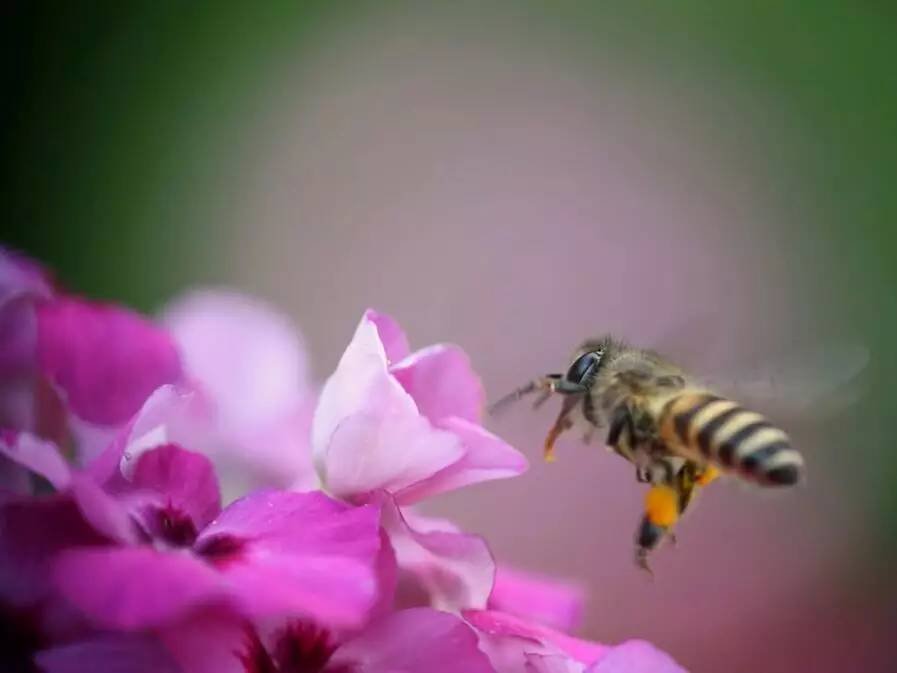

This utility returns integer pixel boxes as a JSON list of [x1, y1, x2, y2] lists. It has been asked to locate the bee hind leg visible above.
[[633, 484, 680, 573]]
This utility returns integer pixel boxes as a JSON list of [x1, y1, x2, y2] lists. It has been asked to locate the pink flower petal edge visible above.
[[36, 297, 183, 426]]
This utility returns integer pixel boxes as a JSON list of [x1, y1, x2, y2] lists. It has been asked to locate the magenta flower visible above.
[[36, 296, 184, 459], [51, 442, 383, 631], [311, 310, 527, 611], [161, 289, 317, 497]]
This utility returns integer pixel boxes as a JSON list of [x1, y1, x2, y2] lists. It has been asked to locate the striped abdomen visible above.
[[658, 392, 803, 486]]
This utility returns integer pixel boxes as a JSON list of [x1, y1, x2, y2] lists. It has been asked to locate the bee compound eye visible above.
[[565, 352, 600, 384]]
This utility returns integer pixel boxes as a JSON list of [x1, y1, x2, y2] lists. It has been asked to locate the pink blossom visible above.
[[161, 290, 317, 496], [52, 444, 383, 631], [311, 310, 526, 612]]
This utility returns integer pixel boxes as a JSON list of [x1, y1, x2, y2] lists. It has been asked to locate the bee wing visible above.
[[698, 341, 871, 420]]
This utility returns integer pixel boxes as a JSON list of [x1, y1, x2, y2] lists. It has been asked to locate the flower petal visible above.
[[68, 474, 140, 543], [36, 297, 182, 426], [36, 634, 180, 673], [196, 490, 384, 626], [463, 610, 607, 666], [0, 494, 108, 606], [89, 384, 213, 487], [0, 431, 70, 491], [131, 444, 221, 529], [329, 608, 495, 673], [391, 344, 484, 423], [53, 546, 233, 630], [396, 417, 527, 504], [489, 566, 585, 633], [312, 314, 406, 461], [162, 289, 310, 431], [323, 411, 463, 504], [586, 640, 687, 673], [526, 654, 586, 673], [366, 309, 410, 364], [383, 502, 494, 612]]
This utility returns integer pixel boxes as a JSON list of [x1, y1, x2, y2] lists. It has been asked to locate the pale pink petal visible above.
[[464, 610, 607, 666], [312, 314, 402, 460], [322, 411, 462, 503], [396, 417, 527, 504], [0, 431, 70, 491], [586, 641, 687, 673], [489, 566, 585, 632], [88, 384, 213, 486], [35, 634, 180, 673], [329, 608, 495, 673], [130, 444, 221, 529], [240, 396, 317, 493], [366, 309, 410, 364], [53, 546, 233, 630], [391, 344, 484, 423], [36, 297, 182, 426], [383, 501, 494, 611], [162, 289, 309, 431], [526, 654, 587, 673]]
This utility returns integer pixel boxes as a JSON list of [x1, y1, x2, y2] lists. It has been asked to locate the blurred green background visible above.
[[3, 2, 896, 671]]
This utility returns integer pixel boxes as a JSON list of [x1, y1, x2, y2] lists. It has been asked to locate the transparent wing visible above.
[[696, 341, 871, 420]]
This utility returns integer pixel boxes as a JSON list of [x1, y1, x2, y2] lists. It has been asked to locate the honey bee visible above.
[[489, 335, 809, 572]]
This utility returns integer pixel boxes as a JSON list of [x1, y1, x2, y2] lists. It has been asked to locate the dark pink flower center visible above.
[[194, 534, 247, 567], [139, 504, 198, 548], [238, 621, 353, 673]]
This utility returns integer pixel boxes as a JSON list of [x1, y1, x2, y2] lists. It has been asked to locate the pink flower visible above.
[[312, 310, 526, 504], [50, 442, 383, 631], [311, 310, 527, 612], [36, 296, 184, 460], [160, 289, 317, 497]]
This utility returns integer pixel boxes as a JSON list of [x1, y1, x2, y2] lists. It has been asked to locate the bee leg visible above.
[[582, 427, 596, 445], [488, 374, 573, 416], [543, 394, 579, 462], [634, 483, 680, 573], [532, 389, 552, 410]]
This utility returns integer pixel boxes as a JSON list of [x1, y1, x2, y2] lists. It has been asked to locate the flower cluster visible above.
[[0, 247, 686, 672]]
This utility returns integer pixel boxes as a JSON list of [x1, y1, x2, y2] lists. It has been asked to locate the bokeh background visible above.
[[3, 2, 896, 672]]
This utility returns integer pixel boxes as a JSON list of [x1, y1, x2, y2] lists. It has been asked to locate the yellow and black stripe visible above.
[[659, 392, 803, 486]]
